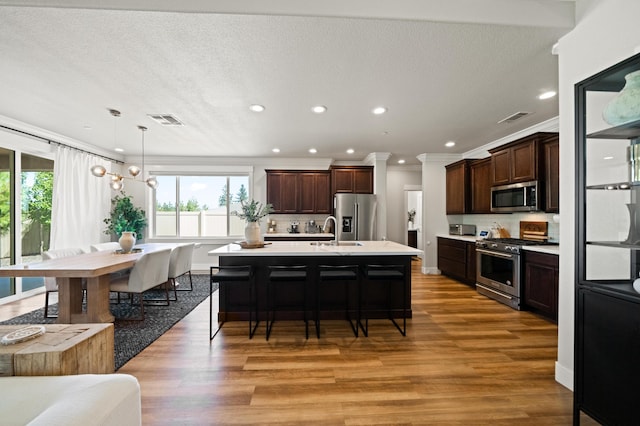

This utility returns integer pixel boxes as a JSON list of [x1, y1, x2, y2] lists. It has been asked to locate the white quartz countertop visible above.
[[210, 240, 422, 257], [436, 234, 477, 242], [264, 233, 334, 238], [522, 245, 560, 255]]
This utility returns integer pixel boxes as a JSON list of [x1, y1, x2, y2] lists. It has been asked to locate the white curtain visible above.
[[50, 146, 113, 251]]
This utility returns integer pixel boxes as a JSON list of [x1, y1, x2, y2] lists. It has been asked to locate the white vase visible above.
[[244, 222, 261, 244], [603, 70, 640, 126], [118, 231, 137, 253]]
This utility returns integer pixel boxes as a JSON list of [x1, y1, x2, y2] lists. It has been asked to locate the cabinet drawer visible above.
[[525, 251, 558, 268], [438, 240, 466, 260]]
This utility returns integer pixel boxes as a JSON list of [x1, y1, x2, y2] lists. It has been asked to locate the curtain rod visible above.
[[0, 124, 124, 164]]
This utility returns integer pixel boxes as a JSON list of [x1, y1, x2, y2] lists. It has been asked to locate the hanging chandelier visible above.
[[90, 109, 158, 190]]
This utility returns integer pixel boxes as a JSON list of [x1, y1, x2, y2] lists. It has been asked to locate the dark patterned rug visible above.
[[0, 274, 216, 370]]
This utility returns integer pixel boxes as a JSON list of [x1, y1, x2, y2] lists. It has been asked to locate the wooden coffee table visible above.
[[0, 323, 114, 376]]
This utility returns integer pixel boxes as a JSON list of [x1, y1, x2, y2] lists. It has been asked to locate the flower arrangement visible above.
[[407, 209, 416, 224], [233, 199, 274, 223]]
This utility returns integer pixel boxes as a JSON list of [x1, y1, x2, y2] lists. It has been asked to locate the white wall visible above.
[[386, 166, 421, 244], [555, 0, 640, 390]]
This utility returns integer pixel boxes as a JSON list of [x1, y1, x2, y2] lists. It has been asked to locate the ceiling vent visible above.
[[148, 114, 184, 126], [497, 111, 531, 124]]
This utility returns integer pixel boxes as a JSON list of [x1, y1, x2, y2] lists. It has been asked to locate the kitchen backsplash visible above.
[[266, 214, 334, 233], [448, 212, 560, 242]]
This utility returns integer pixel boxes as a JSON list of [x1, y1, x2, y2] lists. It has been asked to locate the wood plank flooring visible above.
[[2, 260, 598, 425]]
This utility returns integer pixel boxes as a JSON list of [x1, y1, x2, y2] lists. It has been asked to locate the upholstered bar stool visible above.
[[362, 264, 407, 336], [266, 265, 309, 341], [317, 265, 360, 338], [210, 265, 258, 340]]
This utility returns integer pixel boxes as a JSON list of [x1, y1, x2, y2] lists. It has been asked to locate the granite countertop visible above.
[[209, 240, 422, 257]]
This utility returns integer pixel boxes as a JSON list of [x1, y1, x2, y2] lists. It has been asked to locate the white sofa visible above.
[[0, 374, 141, 425]]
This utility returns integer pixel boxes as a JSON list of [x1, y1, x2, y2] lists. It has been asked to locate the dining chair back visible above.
[[90, 242, 121, 252], [168, 243, 195, 297], [41, 247, 86, 318], [109, 248, 172, 320]]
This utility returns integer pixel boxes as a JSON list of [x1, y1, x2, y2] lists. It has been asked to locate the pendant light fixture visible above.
[[90, 109, 157, 190]]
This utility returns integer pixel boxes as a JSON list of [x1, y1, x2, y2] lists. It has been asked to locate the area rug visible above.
[[0, 274, 217, 370]]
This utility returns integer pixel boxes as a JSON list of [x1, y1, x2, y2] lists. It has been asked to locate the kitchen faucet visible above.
[[323, 216, 338, 245]]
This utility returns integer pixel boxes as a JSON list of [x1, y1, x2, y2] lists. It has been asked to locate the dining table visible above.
[[0, 243, 175, 324]]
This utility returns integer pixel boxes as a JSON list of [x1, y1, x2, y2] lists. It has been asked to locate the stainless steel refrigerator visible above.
[[334, 194, 377, 241]]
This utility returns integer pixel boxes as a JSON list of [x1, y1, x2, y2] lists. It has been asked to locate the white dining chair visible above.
[[167, 243, 195, 300], [109, 248, 172, 320], [90, 242, 121, 252], [41, 247, 86, 318]]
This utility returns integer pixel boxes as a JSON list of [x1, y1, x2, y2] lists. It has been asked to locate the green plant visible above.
[[233, 199, 273, 223], [104, 192, 148, 239]]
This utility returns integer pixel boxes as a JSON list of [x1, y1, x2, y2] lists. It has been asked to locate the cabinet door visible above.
[[353, 168, 374, 193], [470, 158, 492, 213], [524, 251, 558, 319], [266, 172, 298, 213], [465, 242, 477, 283], [544, 137, 559, 213], [332, 169, 354, 193], [445, 161, 469, 214], [491, 148, 511, 185], [298, 172, 331, 214], [578, 289, 640, 425], [313, 172, 332, 213], [510, 140, 537, 183]]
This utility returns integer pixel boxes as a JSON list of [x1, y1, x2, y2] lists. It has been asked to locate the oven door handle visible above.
[[476, 248, 515, 259], [478, 284, 514, 300]]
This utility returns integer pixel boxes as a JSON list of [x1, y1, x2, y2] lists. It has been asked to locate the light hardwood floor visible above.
[[2, 260, 597, 425]]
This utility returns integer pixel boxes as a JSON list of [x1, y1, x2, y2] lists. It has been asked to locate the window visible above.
[[153, 174, 250, 238]]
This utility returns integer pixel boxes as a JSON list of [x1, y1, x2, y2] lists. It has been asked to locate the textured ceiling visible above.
[[0, 2, 573, 165]]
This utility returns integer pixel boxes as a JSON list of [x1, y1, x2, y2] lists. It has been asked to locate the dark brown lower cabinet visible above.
[[575, 286, 640, 425], [437, 237, 476, 285], [408, 230, 417, 248], [523, 250, 558, 320]]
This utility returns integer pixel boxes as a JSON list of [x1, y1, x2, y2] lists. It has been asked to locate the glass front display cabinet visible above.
[[575, 52, 640, 425]]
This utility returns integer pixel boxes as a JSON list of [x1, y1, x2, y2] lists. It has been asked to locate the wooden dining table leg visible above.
[[85, 275, 115, 323], [56, 277, 84, 323]]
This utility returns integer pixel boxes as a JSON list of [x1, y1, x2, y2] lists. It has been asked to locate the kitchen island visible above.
[[209, 241, 422, 324]]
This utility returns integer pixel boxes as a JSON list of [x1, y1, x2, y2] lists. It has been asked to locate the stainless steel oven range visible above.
[[475, 238, 555, 310]]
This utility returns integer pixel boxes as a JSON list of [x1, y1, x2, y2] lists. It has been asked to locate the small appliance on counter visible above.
[[449, 224, 476, 236], [287, 221, 300, 233], [305, 220, 321, 233]]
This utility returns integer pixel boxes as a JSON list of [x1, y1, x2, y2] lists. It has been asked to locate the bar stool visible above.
[[210, 265, 258, 340], [362, 264, 407, 336], [266, 265, 309, 340], [317, 265, 360, 338]]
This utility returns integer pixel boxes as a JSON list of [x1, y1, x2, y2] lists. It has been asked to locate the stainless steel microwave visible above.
[[490, 181, 539, 213]]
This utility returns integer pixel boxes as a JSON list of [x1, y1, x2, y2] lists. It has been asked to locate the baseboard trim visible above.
[[555, 361, 573, 391]]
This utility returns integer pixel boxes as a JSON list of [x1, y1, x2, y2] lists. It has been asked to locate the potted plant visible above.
[[407, 209, 416, 229], [233, 199, 273, 244], [104, 192, 148, 249]]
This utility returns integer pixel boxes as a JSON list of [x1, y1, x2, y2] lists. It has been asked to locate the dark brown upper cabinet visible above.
[[445, 159, 472, 214], [330, 166, 374, 194], [489, 132, 557, 186], [470, 157, 492, 214], [543, 135, 560, 213], [266, 170, 331, 214]]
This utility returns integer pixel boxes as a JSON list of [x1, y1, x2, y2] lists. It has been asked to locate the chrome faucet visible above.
[[323, 216, 338, 245]]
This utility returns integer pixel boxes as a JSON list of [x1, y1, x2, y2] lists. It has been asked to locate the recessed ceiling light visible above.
[[538, 91, 557, 100], [272, 148, 280, 153], [372, 106, 387, 115], [83, 125, 92, 130], [346, 148, 354, 154], [603, 156, 614, 160], [445, 141, 456, 148], [309, 148, 317, 154], [312, 105, 327, 114], [398, 159, 406, 164], [249, 104, 265, 112], [114, 147, 124, 153]]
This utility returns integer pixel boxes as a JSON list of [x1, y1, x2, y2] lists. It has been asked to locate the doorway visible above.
[[405, 188, 422, 250]]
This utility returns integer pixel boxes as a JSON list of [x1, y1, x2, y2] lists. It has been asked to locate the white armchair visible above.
[[109, 248, 172, 320], [168, 243, 195, 300], [41, 248, 86, 318]]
